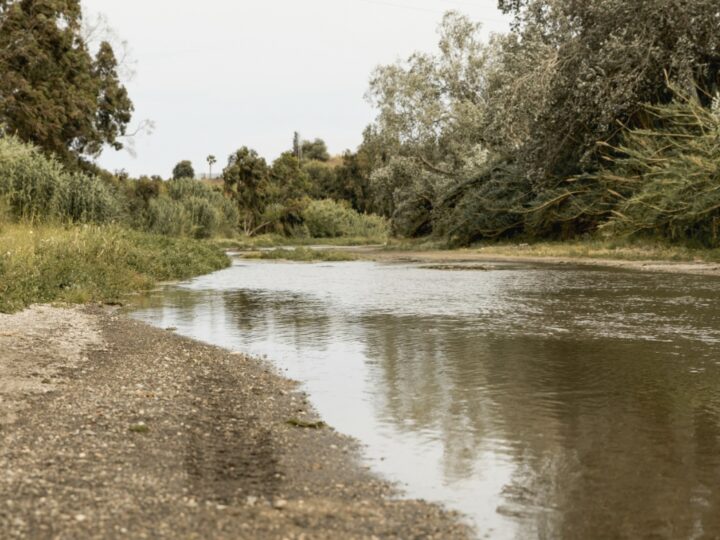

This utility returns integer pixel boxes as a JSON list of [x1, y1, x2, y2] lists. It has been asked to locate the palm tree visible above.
[[206, 155, 217, 179]]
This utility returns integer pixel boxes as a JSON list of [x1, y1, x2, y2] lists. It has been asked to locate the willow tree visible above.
[[365, 11, 492, 236], [491, 0, 720, 181], [0, 0, 134, 164]]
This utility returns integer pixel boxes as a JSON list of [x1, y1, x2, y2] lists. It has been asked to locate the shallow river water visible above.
[[131, 258, 720, 539]]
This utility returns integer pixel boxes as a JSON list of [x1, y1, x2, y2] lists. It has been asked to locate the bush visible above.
[[184, 196, 219, 239], [0, 136, 65, 220], [165, 178, 238, 238], [146, 197, 191, 237], [52, 172, 123, 224], [302, 199, 388, 239]]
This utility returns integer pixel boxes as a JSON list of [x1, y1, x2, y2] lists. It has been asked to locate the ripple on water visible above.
[[131, 260, 720, 538]]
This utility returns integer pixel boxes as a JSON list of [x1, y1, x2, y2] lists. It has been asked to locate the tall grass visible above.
[[145, 178, 238, 239], [0, 136, 121, 224], [0, 224, 230, 313]]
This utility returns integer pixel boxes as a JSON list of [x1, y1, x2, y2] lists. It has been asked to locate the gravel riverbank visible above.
[[0, 305, 469, 539]]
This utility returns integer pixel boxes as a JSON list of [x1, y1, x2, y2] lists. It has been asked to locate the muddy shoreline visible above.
[[305, 246, 720, 277], [0, 305, 469, 539]]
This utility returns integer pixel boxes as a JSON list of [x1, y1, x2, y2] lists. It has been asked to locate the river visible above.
[[130, 257, 720, 539]]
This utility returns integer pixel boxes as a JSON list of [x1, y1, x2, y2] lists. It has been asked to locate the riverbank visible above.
[[0, 224, 230, 313], [0, 304, 469, 539], [360, 246, 720, 277], [237, 240, 720, 277]]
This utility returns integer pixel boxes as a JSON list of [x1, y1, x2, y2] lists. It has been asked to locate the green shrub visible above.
[[0, 136, 65, 221], [146, 197, 191, 237], [52, 172, 123, 224], [257, 247, 356, 262], [165, 178, 238, 237], [0, 136, 125, 225], [184, 196, 219, 239], [302, 199, 388, 240]]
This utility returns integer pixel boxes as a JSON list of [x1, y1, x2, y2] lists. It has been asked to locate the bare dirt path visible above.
[[0, 305, 469, 539]]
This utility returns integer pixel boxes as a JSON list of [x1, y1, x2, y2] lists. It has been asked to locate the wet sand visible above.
[[328, 246, 720, 277]]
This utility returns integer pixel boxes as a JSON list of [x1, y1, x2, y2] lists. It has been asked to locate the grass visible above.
[[0, 222, 230, 313], [213, 233, 386, 250], [241, 247, 357, 262], [469, 237, 720, 263], [369, 234, 720, 264]]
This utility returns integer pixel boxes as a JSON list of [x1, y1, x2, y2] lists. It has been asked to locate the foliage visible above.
[[52, 171, 123, 224], [332, 151, 373, 213], [362, 4, 720, 245], [0, 223, 229, 313], [489, 0, 720, 181], [596, 93, 720, 245], [302, 199, 388, 240], [223, 146, 271, 235], [206, 154, 217, 176], [151, 177, 237, 238], [433, 159, 528, 245], [301, 138, 330, 162], [0, 135, 121, 223], [0, 135, 238, 240], [0, 0, 133, 163], [172, 160, 195, 180], [364, 12, 492, 234], [145, 197, 189, 237], [256, 247, 356, 262]]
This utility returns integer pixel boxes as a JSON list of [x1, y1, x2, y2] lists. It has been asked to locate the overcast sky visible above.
[[82, 0, 509, 178]]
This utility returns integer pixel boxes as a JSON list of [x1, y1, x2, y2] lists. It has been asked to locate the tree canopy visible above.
[[361, 3, 720, 244], [172, 160, 195, 180], [0, 0, 134, 164]]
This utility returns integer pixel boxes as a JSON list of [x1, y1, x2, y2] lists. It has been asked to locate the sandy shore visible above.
[[330, 246, 720, 277], [0, 305, 469, 539]]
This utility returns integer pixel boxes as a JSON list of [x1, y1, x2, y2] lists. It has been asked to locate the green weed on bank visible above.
[[0, 223, 230, 313], [240, 247, 357, 262]]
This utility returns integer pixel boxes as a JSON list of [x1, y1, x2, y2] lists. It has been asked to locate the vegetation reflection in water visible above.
[[131, 259, 720, 539]]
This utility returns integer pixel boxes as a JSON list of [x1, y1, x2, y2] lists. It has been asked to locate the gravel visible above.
[[0, 305, 470, 539]]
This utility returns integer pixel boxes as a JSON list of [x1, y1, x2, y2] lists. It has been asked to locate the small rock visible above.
[[74, 514, 87, 522], [273, 499, 288, 510]]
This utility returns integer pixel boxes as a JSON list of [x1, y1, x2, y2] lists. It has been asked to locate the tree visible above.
[[222, 147, 270, 235], [487, 0, 720, 182], [0, 0, 134, 164], [301, 138, 330, 162], [172, 160, 195, 180], [365, 12, 491, 233], [206, 155, 217, 178]]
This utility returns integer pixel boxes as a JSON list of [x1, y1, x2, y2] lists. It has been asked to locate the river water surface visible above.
[[131, 258, 720, 539]]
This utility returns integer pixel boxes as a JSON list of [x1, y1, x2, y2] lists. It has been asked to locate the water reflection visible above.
[[131, 261, 720, 539]]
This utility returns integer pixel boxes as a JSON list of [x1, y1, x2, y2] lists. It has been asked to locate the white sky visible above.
[[83, 0, 509, 178]]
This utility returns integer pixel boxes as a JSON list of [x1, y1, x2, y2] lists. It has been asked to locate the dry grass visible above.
[[471, 238, 720, 263]]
